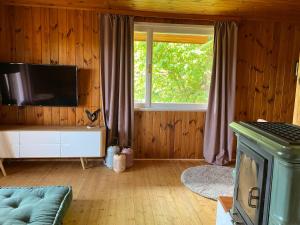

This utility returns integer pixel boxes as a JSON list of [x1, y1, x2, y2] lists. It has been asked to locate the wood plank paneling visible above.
[[293, 54, 300, 125], [0, 5, 103, 127], [134, 111, 205, 159], [135, 20, 300, 159], [3, 0, 300, 22], [235, 21, 300, 123], [41, 8, 52, 125], [1, 5, 300, 159]]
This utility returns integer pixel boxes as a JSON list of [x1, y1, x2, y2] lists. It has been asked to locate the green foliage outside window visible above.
[[134, 40, 147, 103], [134, 36, 214, 104]]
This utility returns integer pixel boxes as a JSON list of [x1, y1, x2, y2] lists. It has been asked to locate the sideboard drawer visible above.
[[20, 131, 60, 145], [20, 144, 60, 157], [61, 131, 100, 157]]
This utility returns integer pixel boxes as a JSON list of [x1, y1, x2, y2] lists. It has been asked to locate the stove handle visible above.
[[248, 187, 260, 208]]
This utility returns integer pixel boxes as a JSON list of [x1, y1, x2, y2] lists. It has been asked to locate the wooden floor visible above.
[[0, 160, 216, 225]]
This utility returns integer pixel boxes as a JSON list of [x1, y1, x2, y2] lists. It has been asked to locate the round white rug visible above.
[[181, 165, 234, 200]]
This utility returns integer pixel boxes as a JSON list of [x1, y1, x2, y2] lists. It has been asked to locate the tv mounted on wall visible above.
[[0, 62, 78, 107]]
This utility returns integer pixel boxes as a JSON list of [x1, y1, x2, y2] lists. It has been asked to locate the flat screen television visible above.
[[0, 63, 78, 106]]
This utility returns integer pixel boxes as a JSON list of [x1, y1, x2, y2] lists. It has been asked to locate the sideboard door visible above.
[[0, 131, 20, 158]]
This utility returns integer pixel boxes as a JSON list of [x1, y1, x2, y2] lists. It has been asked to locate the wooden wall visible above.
[[0, 5, 103, 126], [134, 111, 205, 159], [235, 21, 300, 123], [134, 20, 300, 159], [1, 5, 300, 159]]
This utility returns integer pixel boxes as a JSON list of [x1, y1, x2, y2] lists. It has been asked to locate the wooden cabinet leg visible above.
[[80, 157, 86, 170], [0, 159, 7, 176]]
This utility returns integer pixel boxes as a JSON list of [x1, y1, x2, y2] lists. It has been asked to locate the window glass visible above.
[[152, 33, 213, 104], [134, 31, 147, 103], [133, 24, 214, 109]]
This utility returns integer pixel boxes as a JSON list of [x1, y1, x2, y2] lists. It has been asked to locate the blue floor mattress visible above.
[[0, 186, 72, 225]]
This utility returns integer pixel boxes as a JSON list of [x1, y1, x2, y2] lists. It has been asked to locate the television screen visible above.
[[0, 63, 78, 106]]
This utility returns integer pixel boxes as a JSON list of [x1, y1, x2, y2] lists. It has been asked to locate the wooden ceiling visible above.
[[2, 0, 300, 20]]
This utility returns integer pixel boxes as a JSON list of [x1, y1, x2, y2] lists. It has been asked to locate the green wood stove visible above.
[[230, 122, 300, 225]]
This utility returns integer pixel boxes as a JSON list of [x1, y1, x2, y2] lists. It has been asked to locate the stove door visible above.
[[234, 141, 267, 225]]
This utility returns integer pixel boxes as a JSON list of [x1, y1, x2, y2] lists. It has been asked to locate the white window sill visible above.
[[134, 103, 208, 112]]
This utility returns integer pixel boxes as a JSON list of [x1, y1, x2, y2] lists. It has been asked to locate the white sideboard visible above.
[[0, 126, 106, 176]]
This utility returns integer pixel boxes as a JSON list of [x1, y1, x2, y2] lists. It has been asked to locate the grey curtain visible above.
[[100, 14, 134, 147], [203, 21, 238, 165]]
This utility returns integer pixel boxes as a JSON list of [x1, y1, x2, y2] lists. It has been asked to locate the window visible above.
[[134, 23, 214, 111]]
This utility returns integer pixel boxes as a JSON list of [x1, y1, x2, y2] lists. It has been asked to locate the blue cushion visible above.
[[0, 186, 72, 225]]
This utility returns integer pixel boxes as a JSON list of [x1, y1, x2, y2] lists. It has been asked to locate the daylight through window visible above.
[[134, 23, 214, 110]]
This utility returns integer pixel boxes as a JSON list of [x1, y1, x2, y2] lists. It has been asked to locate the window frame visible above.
[[134, 22, 214, 111]]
